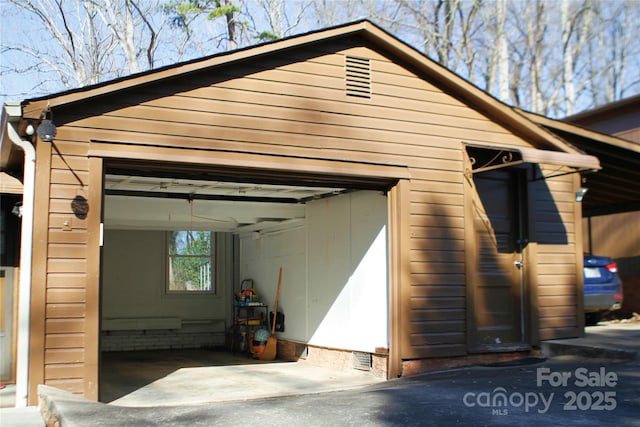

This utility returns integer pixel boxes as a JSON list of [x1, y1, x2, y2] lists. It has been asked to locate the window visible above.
[[167, 231, 216, 292]]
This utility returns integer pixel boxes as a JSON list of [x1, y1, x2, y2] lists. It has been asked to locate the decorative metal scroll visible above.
[[466, 146, 524, 174]]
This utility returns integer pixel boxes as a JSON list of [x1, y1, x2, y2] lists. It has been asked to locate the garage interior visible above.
[[99, 162, 392, 402]]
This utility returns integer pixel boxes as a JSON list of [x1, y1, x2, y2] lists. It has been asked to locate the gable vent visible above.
[[345, 56, 371, 98]]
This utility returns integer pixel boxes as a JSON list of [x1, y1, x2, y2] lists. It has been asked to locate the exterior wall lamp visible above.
[[575, 187, 588, 202], [12, 201, 23, 218], [36, 118, 57, 142], [37, 108, 57, 142]]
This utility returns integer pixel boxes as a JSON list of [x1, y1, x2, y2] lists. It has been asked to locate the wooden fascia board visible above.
[[89, 141, 411, 181], [521, 110, 640, 153], [21, 22, 371, 119], [1, 103, 22, 169]]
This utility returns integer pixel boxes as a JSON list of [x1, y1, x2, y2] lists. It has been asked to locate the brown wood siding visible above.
[[533, 173, 582, 341], [573, 109, 640, 144], [32, 40, 580, 398], [30, 133, 90, 402]]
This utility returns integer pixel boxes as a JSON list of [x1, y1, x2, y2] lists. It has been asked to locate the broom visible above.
[[260, 267, 282, 361]]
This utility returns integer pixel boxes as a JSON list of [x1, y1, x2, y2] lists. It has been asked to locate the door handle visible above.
[[514, 260, 523, 269]]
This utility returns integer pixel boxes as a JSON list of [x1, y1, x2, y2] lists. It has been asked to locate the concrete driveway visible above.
[[2, 321, 639, 426]]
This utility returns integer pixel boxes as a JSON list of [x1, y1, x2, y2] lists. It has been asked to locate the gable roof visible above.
[[20, 20, 586, 157]]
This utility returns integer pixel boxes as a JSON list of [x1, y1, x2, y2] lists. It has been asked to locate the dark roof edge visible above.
[[22, 19, 372, 106], [564, 93, 640, 123], [520, 108, 640, 153]]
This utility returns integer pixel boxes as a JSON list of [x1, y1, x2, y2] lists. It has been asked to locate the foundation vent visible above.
[[345, 56, 371, 98], [352, 351, 372, 371]]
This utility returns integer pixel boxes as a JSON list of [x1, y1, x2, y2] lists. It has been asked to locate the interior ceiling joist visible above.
[[104, 160, 397, 192], [103, 157, 396, 234], [105, 174, 349, 203], [103, 173, 365, 234]]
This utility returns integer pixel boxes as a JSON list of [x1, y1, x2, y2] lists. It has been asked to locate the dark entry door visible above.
[[468, 169, 527, 351]]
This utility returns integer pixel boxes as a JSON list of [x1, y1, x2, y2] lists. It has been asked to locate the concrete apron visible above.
[[107, 359, 384, 407], [541, 322, 640, 362]]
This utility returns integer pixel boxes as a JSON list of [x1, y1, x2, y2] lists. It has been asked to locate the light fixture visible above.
[[11, 202, 23, 218], [575, 187, 588, 202], [37, 108, 57, 142], [37, 119, 57, 142]]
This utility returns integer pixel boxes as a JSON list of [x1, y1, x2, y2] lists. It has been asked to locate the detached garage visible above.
[[1, 20, 600, 405]]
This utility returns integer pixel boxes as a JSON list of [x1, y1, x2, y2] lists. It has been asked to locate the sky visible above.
[[1, 0, 639, 116]]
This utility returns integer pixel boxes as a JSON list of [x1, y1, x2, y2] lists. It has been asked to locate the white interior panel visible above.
[[239, 226, 308, 341], [307, 191, 388, 352], [239, 190, 388, 353], [101, 230, 233, 322]]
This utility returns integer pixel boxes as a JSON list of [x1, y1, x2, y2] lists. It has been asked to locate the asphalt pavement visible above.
[[2, 321, 639, 427]]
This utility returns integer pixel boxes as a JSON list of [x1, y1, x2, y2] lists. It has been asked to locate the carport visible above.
[[523, 109, 640, 317], [522, 110, 640, 217]]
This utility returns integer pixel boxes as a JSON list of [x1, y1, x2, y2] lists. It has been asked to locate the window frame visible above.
[[165, 230, 217, 294]]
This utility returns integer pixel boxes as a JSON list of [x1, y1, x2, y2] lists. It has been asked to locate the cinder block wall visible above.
[[101, 322, 225, 352]]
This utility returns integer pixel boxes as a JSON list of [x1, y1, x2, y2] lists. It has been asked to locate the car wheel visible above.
[[585, 312, 602, 326]]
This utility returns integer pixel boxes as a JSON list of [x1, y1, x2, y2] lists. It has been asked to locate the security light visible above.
[[37, 119, 57, 142], [575, 187, 588, 202], [11, 202, 22, 218]]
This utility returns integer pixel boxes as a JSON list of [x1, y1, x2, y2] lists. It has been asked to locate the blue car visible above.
[[583, 255, 623, 326]]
